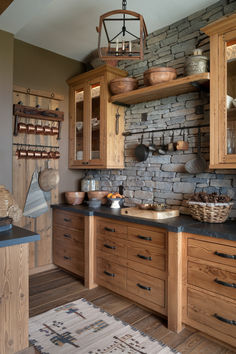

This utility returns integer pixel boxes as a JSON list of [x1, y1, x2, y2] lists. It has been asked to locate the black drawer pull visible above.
[[64, 234, 72, 239], [64, 218, 71, 222], [137, 235, 152, 241], [137, 283, 151, 291], [104, 270, 115, 277], [214, 278, 236, 288], [137, 254, 152, 261], [64, 256, 71, 260], [82, 162, 88, 165], [214, 251, 236, 260], [214, 313, 236, 325], [104, 244, 116, 250], [104, 227, 115, 232]]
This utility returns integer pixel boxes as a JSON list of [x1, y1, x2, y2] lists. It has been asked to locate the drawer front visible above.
[[127, 242, 166, 271], [96, 257, 126, 289], [128, 226, 166, 249], [53, 209, 84, 230], [188, 261, 236, 301], [54, 226, 84, 246], [54, 243, 84, 276], [96, 219, 127, 239], [188, 238, 236, 268], [97, 236, 127, 259], [187, 288, 236, 340], [127, 268, 165, 308]]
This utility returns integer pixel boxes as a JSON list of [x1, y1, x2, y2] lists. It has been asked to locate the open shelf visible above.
[[110, 72, 210, 106]]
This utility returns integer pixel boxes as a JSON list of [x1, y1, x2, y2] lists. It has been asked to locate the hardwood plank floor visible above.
[[27, 268, 236, 354]]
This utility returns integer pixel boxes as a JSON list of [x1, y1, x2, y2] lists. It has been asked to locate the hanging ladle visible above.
[[149, 133, 156, 152]]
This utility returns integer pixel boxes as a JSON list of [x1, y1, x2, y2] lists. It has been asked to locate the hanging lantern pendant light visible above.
[[96, 0, 148, 62]]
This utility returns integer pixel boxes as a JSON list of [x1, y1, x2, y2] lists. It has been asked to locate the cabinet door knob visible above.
[[64, 234, 72, 239], [137, 254, 152, 261], [137, 235, 152, 241], [136, 283, 151, 291], [104, 270, 115, 277], [214, 251, 236, 260]]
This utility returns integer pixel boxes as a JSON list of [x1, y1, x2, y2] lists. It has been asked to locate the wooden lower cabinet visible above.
[[53, 209, 85, 278], [183, 233, 236, 347], [95, 217, 167, 315]]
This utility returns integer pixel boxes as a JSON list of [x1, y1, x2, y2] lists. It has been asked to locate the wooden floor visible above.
[[27, 268, 236, 354]]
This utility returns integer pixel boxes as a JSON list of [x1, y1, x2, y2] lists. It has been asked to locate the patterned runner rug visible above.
[[29, 298, 179, 354]]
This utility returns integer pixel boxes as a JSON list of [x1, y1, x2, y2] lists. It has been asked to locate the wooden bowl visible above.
[[65, 191, 85, 205], [87, 191, 109, 205], [109, 77, 138, 95], [143, 67, 177, 86]]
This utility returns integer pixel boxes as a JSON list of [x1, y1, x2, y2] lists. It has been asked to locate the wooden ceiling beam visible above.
[[0, 0, 14, 15]]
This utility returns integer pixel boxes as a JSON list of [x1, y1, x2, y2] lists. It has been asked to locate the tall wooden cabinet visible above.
[[67, 65, 127, 169], [202, 13, 236, 168]]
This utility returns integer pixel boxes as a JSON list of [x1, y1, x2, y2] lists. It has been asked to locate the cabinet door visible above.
[[86, 76, 106, 166], [218, 29, 236, 165]]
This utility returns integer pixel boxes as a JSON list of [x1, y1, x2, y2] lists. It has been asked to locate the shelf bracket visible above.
[[112, 101, 130, 108]]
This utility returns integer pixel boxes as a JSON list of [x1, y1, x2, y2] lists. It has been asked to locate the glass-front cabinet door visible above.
[[70, 76, 105, 167], [202, 13, 236, 168]]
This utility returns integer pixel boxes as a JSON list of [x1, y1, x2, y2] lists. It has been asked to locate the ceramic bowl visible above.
[[65, 191, 85, 205], [87, 198, 101, 208]]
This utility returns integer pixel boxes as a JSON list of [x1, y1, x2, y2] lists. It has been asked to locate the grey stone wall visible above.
[[87, 0, 236, 218]]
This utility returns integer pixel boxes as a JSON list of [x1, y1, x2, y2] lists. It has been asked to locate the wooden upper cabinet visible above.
[[202, 13, 236, 168], [67, 65, 127, 169]]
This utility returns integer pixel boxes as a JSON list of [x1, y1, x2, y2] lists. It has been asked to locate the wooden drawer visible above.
[[188, 261, 236, 301], [127, 241, 166, 271], [54, 226, 84, 246], [54, 242, 84, 276], [128, 226, 166, 249], [97, 235, 127, 259], [53, 209, 84, 230], [127, 268, 165, 308], [96, 257, 126, 289], [188, 238, 236, 268], [187, 287, 236, 341], [96, 218, 127, 239]]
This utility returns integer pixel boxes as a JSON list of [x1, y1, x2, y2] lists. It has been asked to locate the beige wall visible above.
[[13, 39, 85, 200], [0, 30, 14, 191]]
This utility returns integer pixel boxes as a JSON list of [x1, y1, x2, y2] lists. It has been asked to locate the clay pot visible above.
[[109, 77, 138, 95], [143, 67, 177, 86], [65, 191, 85, 205], [87, 191, 109, 205]]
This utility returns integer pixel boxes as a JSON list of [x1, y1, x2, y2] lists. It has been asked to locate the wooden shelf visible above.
[[110, 73, 210, 106]]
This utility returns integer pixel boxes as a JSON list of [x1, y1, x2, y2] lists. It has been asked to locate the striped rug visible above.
[[29, 298, 179, 354]]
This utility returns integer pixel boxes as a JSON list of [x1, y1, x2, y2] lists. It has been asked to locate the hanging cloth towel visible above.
[[23, 169, 48, 218]]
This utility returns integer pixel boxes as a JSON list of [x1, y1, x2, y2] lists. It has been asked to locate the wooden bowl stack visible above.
[[65, 192, 85, 205], [143, 67, 177, 86], [109, 77, 138, 95], [87, 191, 109, 205]]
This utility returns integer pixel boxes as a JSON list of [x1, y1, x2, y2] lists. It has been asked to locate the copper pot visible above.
[[35, 125, 44, 134], [27, 124, 36, 134], [54, 151, 60, 159], [48, 151, 56, 159], [43, 125, 52, 135], [41, 150, 49, 159], [34, 150, 42, 159], [18, 149, 27, 158], [27, 150, 35, 158], [18, 122, 27, 133], [51, 126, 59, 135]]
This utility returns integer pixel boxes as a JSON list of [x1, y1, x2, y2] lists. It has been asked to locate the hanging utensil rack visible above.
[[13, 103, 64, 139], [122, 123, 209, 136]]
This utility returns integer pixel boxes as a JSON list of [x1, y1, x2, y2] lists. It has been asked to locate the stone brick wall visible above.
[[87, 0, 236, 218]]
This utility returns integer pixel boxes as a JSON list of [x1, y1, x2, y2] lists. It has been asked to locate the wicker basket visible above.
[[187, 200, 234, 223], [0, 185, 22, 223]]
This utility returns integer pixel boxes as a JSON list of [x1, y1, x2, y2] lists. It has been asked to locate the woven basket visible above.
[[187, 201, 234, 223], [0, 185, 22, 222]]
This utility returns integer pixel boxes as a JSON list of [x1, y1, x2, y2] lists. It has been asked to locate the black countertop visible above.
[[0, 225, 40, 248], [52, 204, 236, 242]]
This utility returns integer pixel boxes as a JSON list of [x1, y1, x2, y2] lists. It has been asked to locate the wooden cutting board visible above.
[[120, 207, 179, 220]]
